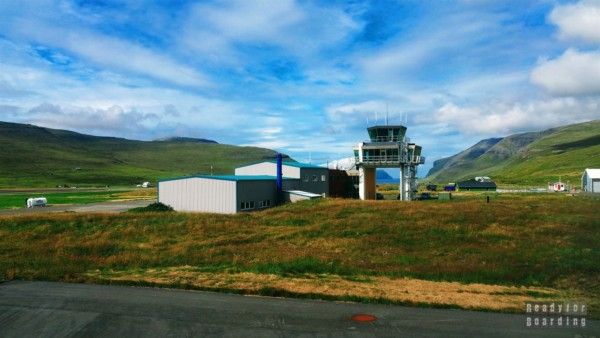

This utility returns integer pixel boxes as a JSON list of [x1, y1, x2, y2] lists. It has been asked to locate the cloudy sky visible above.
[[1, 0, 599, 175]]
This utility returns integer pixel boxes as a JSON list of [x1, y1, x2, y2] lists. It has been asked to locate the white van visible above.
[[26, 197, 47, 208]]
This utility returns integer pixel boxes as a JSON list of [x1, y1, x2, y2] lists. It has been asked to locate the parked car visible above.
[[418, 192, 432, 200], [444, 185, 456, 191]]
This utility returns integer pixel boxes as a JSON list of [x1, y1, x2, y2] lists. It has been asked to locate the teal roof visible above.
[[159, 175, 298, 183], [267, 160, 325, 169], [200, 175, 291, 181]]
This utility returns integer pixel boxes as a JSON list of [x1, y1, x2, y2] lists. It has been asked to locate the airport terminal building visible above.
[[158, 161, 329, 214]]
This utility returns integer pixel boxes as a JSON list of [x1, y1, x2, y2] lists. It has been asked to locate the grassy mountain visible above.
[[0, 121, 280, 188], [426, 120, 600, 186]]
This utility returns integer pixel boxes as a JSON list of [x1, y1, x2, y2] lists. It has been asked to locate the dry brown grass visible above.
[[116, 188, 157, 200], [86, 267, 562, 312]]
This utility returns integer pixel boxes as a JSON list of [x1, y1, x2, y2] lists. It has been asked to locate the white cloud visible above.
[[0, 57, 252, 141], [530, 48, 600, 96], [26, 103, 161, 136], [356, 10, 503, 81], [550, 0, 600, 43], [7, 19, 210, 88], [429, 97, 600, 135], [181, 0, 362, 64], [326, 100, 399, 128]]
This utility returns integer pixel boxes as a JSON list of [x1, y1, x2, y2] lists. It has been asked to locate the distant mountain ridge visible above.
[[0, 121, 281, 187], [156, 136, 218, 144], [376, 170, 395, 181], [426, 120, 600, 186], [426, 137, 503, 178]]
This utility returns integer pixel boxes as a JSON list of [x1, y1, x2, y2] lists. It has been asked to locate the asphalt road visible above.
[[0, 281, 595, 337], [0, 199, 153, 216]]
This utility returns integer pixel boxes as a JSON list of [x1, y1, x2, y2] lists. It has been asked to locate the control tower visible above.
[[353, 125, 424, 201]]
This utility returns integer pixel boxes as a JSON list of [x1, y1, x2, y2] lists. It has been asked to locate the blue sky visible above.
[[1, 0, 600, 176]]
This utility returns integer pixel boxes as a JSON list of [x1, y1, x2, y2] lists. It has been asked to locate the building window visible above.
[[241, 201, 255, 210], [321, 175, 326, 182], [312, 175, 318, 182], [304, 175, 309, 182], [258, 200, 272, 208]]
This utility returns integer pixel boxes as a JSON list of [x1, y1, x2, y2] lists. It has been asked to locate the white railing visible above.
[[356, 155, 424, 165], [359, 155, 401, 163], [369, 136, 403, 142]]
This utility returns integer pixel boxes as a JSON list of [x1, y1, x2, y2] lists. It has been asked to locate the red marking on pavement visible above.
[[351, 314, 377, 323]]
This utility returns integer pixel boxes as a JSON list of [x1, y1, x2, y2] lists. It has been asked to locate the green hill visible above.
[[0, 121, 281, 188], [426, 120, 600, 186]]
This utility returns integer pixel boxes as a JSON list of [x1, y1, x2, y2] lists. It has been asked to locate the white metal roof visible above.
[[284, 190, 322, 198], [583, 168, 600, 178]]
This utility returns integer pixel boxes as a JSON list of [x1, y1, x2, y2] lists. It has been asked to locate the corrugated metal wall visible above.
[[235, 162, 301, 178], [158, 177, 237, 214], [282, 179, 300, 191]]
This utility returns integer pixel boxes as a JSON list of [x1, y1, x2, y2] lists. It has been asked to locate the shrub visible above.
[[128, 202, 174, 213]]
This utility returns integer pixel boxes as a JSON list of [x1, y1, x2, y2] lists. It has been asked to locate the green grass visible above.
[[1, 194, 597, 287], [0, 121, 278, 188], [0, 190, 133, 209]]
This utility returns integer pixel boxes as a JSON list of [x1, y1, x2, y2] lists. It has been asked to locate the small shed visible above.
[[457, 179, 497, 191], [582, 168, 600, 193], [548, 182, 566, 192]]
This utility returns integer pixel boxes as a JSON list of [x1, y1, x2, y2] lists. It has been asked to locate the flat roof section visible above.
[[159, 175, 300, 183], [266, 160, 325, 169]]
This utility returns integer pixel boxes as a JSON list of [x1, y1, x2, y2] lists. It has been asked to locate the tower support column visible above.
[[399, 165, 410, 201], [359, 167, 376, 200]]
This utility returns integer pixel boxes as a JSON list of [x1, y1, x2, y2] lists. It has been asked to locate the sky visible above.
[[1, 0, 600, 176]]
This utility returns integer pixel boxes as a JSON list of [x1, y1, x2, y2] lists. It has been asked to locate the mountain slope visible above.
[[0, 121, 280, 187], [426, 120, 600, 186], [426, 137, 502, 179]]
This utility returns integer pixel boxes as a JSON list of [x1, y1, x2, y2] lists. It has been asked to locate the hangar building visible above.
[[158, 159, 329, 214]]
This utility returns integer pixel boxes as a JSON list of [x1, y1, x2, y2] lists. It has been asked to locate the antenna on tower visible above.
[[386, 103, 389, 125], [375, 111, 379, 125]]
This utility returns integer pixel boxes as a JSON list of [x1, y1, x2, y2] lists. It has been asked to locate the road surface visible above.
[[0, 281, 595, 337], [0, 199, 153, 216]]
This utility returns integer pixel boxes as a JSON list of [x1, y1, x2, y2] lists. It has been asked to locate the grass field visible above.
[[0, 121, 278, 188], [0, 194, 598, 315], [0, 189, 156, 209]]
